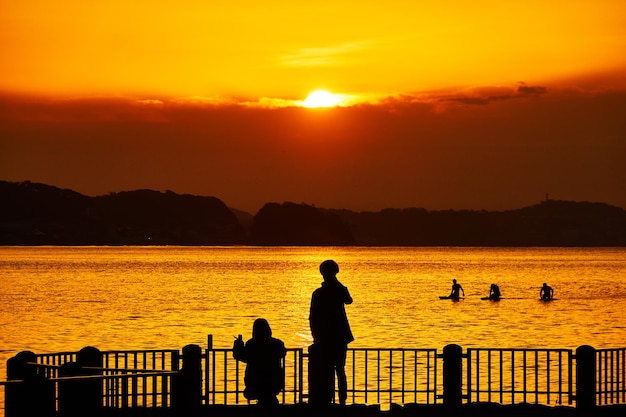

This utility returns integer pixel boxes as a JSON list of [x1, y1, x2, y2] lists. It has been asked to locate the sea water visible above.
[[2, 246, 625, 366]]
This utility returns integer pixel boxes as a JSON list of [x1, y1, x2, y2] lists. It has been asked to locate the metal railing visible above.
[[597, 348, 626, 405], [344, 348, 438, 406], [466, 348, 573, 405], [3, 342, 625, 417], [99, 349, 179, 409], [203, 347, 438, 409], [204, 347, 304, 406]]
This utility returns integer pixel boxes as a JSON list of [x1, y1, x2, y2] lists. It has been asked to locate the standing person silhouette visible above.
[[540, 283, 554, 301], [450, 279, 465, 299], [232, 318, 286, 407], [309, 260, 354, 406]]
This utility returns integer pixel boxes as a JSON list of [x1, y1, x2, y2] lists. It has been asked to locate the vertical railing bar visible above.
[[299, 349, 304, 404], [557, 350, 562, 405], [499, 350, 503, 404], [610, 350, 615, 404], [535, 350, 550, 404], [488, 349, 492, 403], [522, 350, 527, 404], [150, 353, 155, 407], [388, 349, 393, 407], [603, 350, 608, 405], [211, 350, 216, 405], [400, 350, 405, 405], [475, 349, 480, 403], [351, 349, 356, 404], [622, 349, 625, 403], [598, 351, 607, 404], [604, 350, 613, 404], [377, 350, 381, 404], [510, 351, 515, 404], [413, 350, 418, 404], [534, 350, 539, 404], [433, 349, 437, 404], [604, 350, 609, 404], [546, 350, 548, 404], [141, 351, 147, 407], [131, 352, 138, 408], [567, 350, 573, 405], [364, 349, 369, 404], [597, 350, 603, 405]]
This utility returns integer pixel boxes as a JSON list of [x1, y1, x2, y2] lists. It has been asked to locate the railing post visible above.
[[172, 344, 203, 414], [443, 344, 463, 408], [58, 346, 103, 417], [5, 351, 55, 417], [576, 345, 596, 410]]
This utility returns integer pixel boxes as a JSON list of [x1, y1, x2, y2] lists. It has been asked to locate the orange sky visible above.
[[1, 1, 626, 213]]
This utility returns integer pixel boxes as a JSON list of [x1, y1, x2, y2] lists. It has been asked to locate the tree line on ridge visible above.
[[2, 180, 625, 246]]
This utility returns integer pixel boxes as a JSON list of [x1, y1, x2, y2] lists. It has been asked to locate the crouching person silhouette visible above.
[[232, 318, 287, 407]]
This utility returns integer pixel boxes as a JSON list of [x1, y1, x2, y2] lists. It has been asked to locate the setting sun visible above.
[[302, 90, 343, 108]]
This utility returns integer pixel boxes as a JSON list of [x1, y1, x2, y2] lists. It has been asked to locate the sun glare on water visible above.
[[302, 90, 343, 108]]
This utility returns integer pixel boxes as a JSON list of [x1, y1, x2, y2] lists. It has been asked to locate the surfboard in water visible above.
[[439, 296, 463, 300]]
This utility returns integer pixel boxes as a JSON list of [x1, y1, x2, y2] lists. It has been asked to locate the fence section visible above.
[[4, 342, 626, 417], [466, 348, 573, 406], [99, 349, 180, 409], [597, 348, 626, 405], [204, 347, 304, 406], [344, 348, 438, 407]]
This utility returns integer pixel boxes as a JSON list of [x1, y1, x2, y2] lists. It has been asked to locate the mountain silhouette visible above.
[[2, 180, 625, 246]]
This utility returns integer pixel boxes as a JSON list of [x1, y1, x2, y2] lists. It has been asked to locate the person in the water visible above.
[[539, 283, 554, 301], [449, 279, 465, 299], [488, 283, 501, 300]]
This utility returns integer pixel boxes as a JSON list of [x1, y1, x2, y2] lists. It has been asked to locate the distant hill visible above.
[[0, 181, 246, 245], [250, 202, 355, 245], [329, 202, 626, 246], [2, 180, 625, 246]]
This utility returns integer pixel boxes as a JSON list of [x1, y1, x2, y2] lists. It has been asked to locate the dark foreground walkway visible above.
[[99, 403, 626, 417]]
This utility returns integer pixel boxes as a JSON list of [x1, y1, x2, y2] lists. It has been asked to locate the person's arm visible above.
[[344, 286, 353, 305], [461, 286, 465, 296], [309, 294, 319, 340], [232, 335, 247, 362]]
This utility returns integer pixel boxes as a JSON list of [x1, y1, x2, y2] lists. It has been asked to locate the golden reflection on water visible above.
[[1, 246, 625, 370]]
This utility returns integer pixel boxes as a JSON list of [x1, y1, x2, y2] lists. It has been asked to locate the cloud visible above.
[[435, 83, 549, 107], [517, 83, 548, 95], [279, 41, 374, 67]]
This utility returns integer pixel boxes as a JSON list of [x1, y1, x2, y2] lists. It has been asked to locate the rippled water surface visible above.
[[1, 246, 625, 368]]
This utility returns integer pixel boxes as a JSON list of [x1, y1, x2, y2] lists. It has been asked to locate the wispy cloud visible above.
[[279, 40, 375, 67]]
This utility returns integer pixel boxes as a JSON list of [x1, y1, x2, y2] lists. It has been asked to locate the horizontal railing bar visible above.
[[49, 371, 179, 381]]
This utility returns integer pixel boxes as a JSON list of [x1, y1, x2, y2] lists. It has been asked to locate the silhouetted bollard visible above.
[[576, 345, 596, 410], [58, 346, 103, 417], [6, 351, 55, 417], [442, 344, 463, 408], [172, 344, 203, 414]]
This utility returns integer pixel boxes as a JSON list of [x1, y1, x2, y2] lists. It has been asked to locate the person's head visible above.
[[543, 283, 547, 287], [252, 318, 272, 339], [320, 260, 339, 280], [452, 279, 457, 284]]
